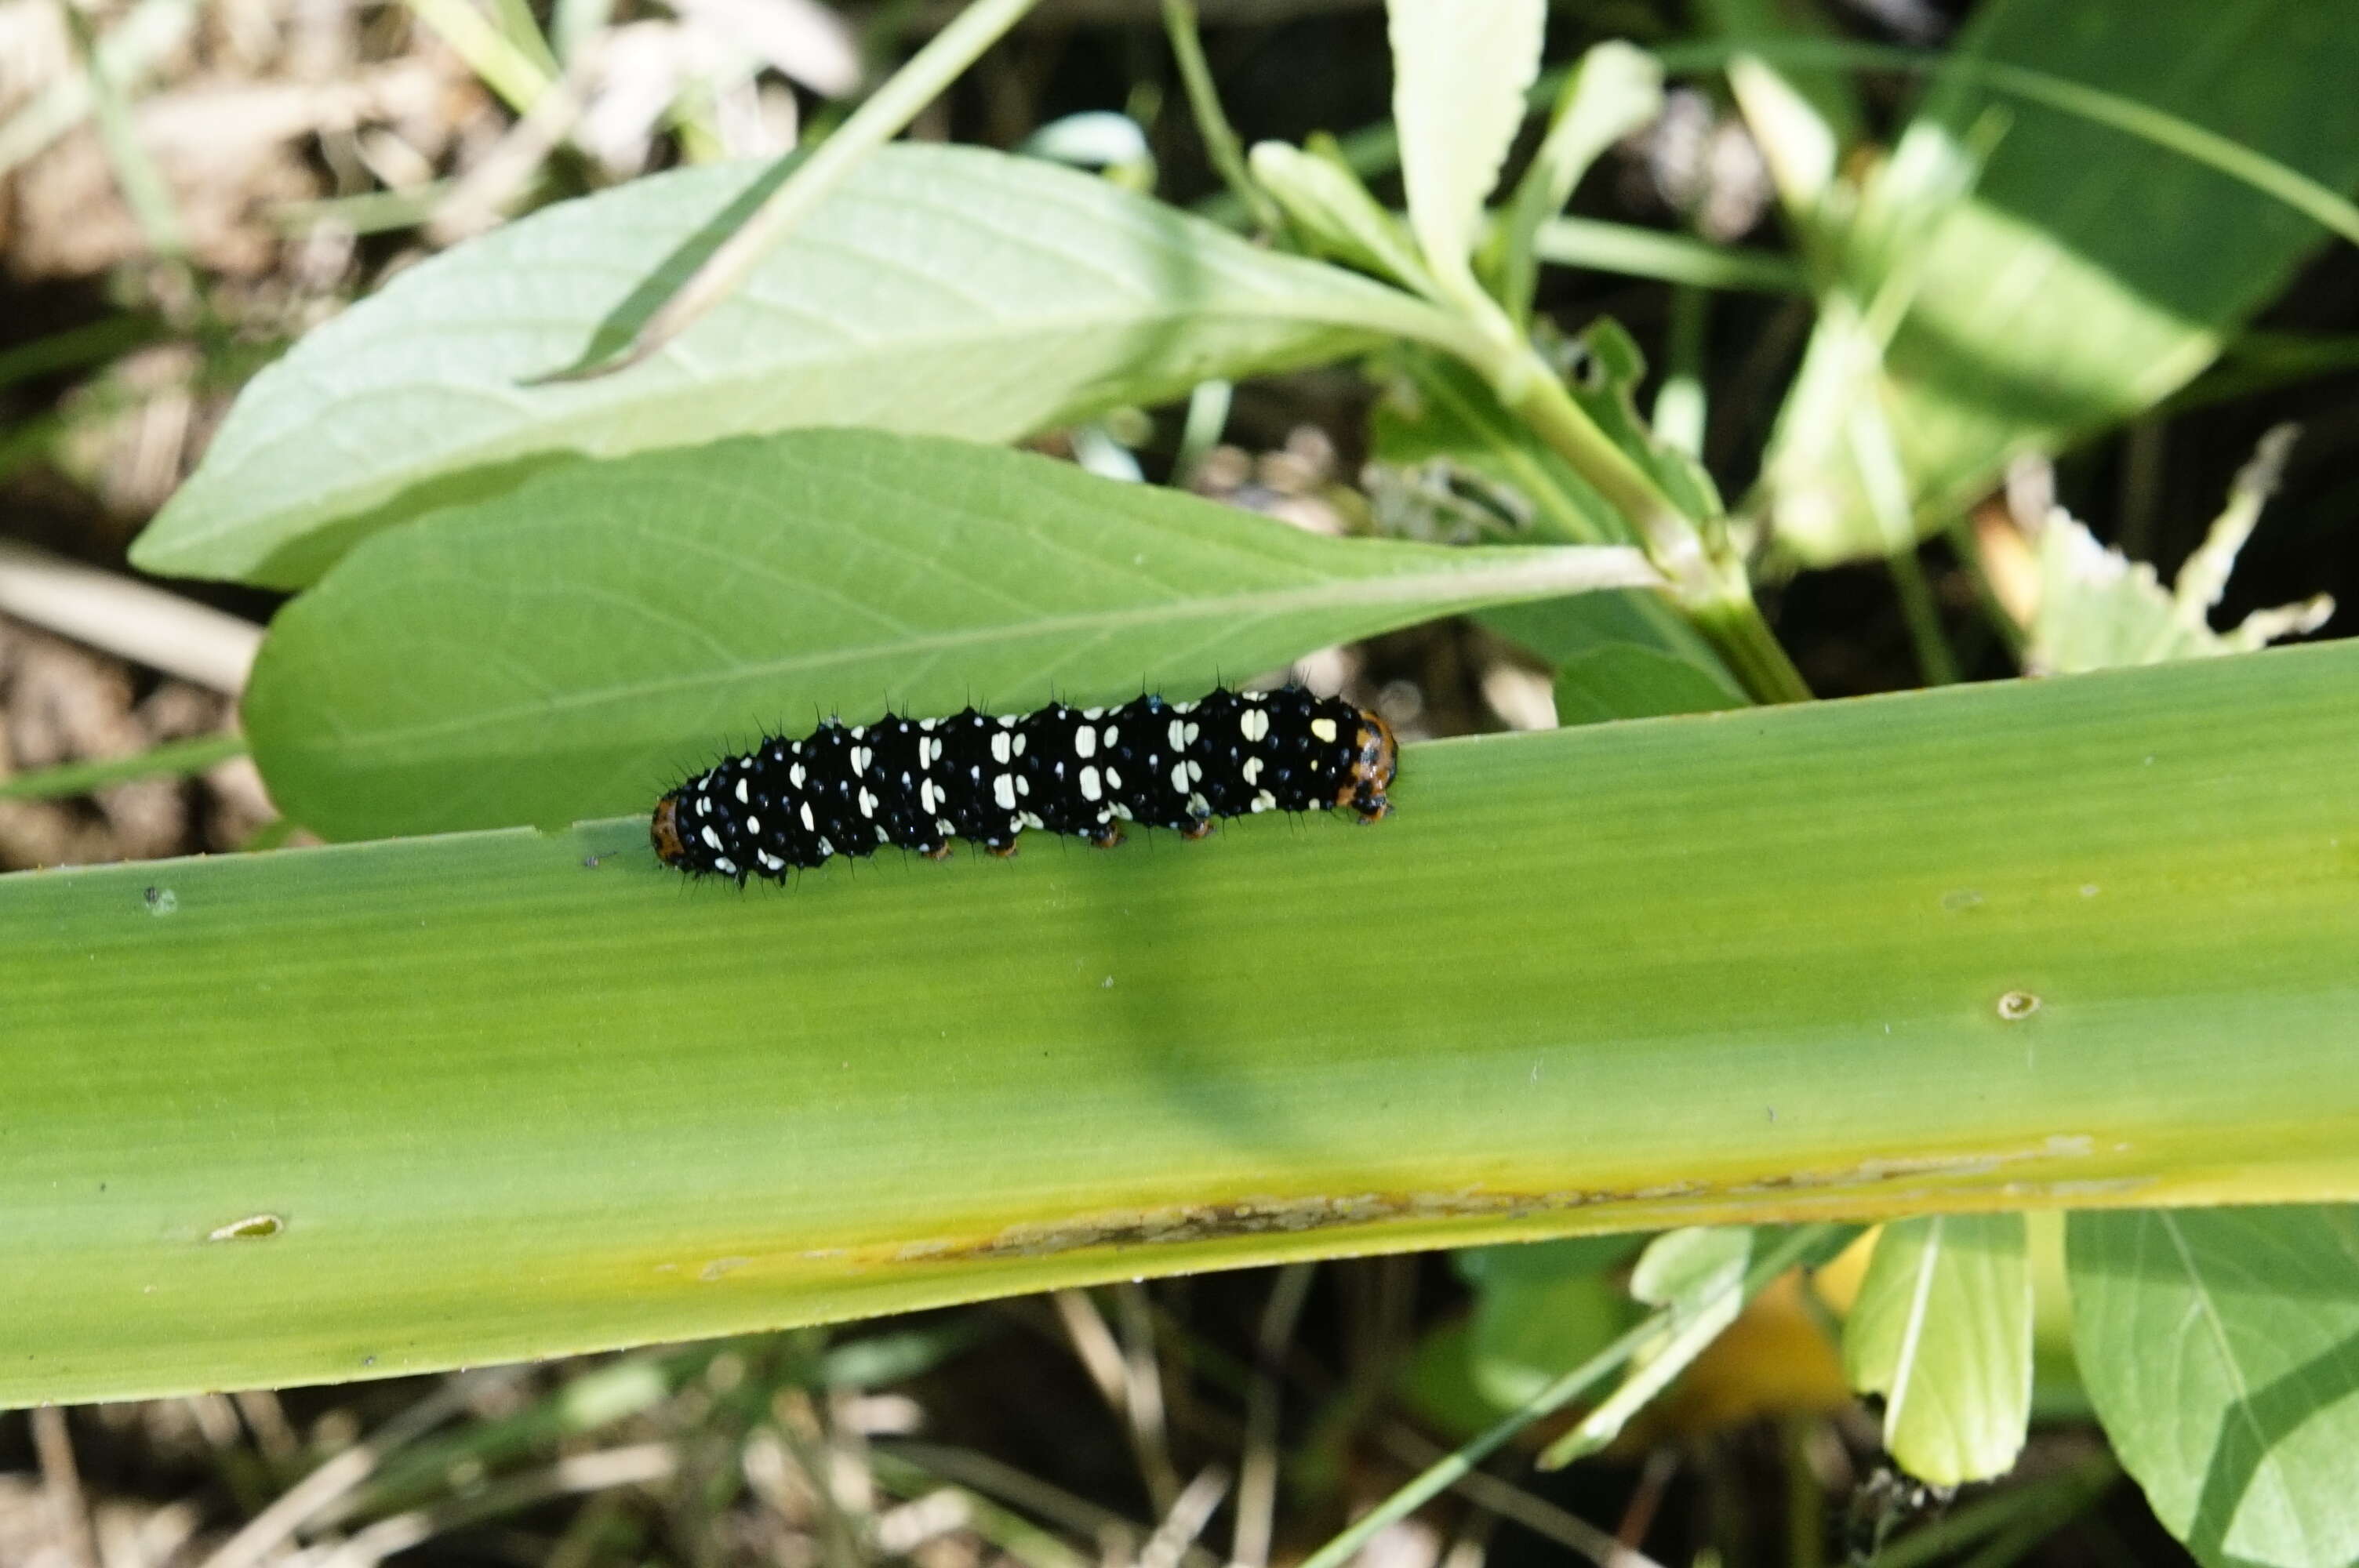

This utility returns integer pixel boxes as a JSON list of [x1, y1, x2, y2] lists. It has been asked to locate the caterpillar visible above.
[[652, 687, 1398, 882]]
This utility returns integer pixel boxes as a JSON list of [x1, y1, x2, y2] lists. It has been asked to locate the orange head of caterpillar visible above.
[[650, 792, 689, 867], [1337, 709, 1398, 822]]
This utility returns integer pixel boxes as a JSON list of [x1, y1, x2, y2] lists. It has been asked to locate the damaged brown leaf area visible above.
[[891, 1142, 2127, 1265]]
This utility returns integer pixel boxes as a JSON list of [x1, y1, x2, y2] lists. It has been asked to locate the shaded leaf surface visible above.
[[1553, 645, 1747, 726], [134, 144, 1452, 588], [1455, 1236, 1645, 1409], [243, 430, 1654, 840]]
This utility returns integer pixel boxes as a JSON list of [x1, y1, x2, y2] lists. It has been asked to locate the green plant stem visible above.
[[1943, 514, 2029, 667], [64, 2, 184, 258], [1296, 1226, 1837, 1568], [543, 0, 1045, 381], [402, 0, 556, 113], [0, 315, 162, 394], [1888, 546, 1961, 686], [1532, 217, 1805, 294], [1160, 0, 1279, 235], [0, 733, 247, 801], [1681, 575, 1814, 703], [1467, 344, 1811, 703]]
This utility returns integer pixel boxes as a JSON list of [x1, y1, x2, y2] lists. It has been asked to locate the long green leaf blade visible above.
[[9, 641, 2359, 1408], [242, 430, 1656, 840], [129, 144, 1467, 589]]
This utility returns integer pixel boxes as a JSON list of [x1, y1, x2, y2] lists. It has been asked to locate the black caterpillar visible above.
[[652, 687, 1398, 882]]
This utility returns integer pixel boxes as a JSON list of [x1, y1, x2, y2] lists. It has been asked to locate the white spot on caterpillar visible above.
[[858, 788, 878, 817], [1075, 727, 1096, 758], [876, 826, 890, 842], [1013, 733, 1027, 755], [790, 764, 806, 788], [758, 851, 784, 871], [994, 774, 1018, 810], [746, 815, 761, 834], [852, 746, 872, 773], [920, 779, 938, 815], [817, 837, 834, 855], [714, 856, 739, 875], [734, 779, 749, 804], [1188, 793, 1210, 816], [1252, 790, 1277, 812], [1169, 761, 1189, 793], [800, 802, 816, 831], [1241, 708, 1270, 742], [851, 727, 866, 740], [696, 796, 711, 815], [919, 717, 936, 730], [1168, 718, 1187, 750], [1310, 717, 1339, 742], [1016, 775, 1030, 795], [1080, 766, 1103, 800], [1000, 714, 1018, 728], [1183, 721, 1199, 745], [700, 826, 722, 850], [1187, 760, 1203, 783], [1242, 757, 1264, 784], [1172, 701, 1195, 713], [991, 732, 1012, 764], [1084, 706, 1105, 719], [1021, 811, 1045, 829], [1104, 724, 1120, 744], [938, 818, 955, 835], [1104, 767, 1122, 789]]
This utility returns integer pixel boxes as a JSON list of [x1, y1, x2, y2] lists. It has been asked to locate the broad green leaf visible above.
[[1456, 1236, 1646, 1408], [242, 429, 1657, 840], [2070, 1207, 2359, 1568], [1386, 0, 1545, 303], [1539, 1227, 1753, 1465], [1492, 42, 1664, 323], [13, 640, 2359, 1406], [1553, 644, 1747, 726], [1845, 1213, 2032, 1486], [131, 143, 1470, 589], [1758, 0, 2359, 564]]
